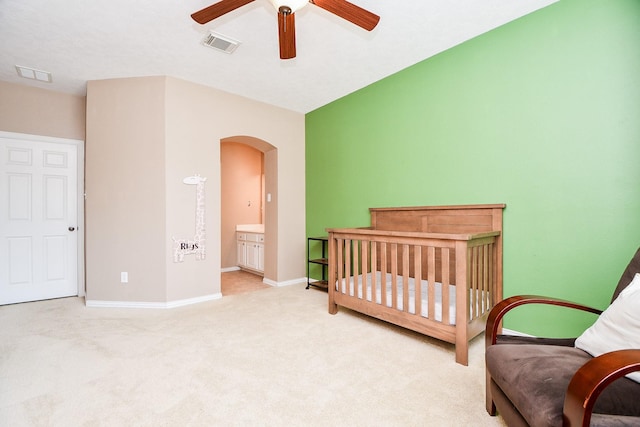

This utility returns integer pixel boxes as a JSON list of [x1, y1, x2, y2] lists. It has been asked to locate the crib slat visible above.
[[474, 245, 480, 315], [488, 244, 494, 312], [470, 246, 477, 319], [350, 240, 360, 297], [481, 244, 487, 313], [344, 239, 351, 296], [361, 240, 369, 301], [487, 244, 492, 311], [427, 246, 436, 321], [479, 245, 487, 314], [381, 242, 387, 307], [480, 246, 485, 315], [480, 247, 485, 316], [371, 241, 378, 303], [442, 248, 450, 324], [479, 244, 484, 312], [488, 244, 493, 312], [402, 244, 410, 313], [336, 238, 344, 293], [391, 243, 398, 309], [414, 245, 422, 315], [484, 244, 490, 312], [467, 246, 480, 319]]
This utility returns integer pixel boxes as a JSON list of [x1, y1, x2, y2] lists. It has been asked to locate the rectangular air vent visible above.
[[202, 31, 240, 54], [15, 65, 52, 82]]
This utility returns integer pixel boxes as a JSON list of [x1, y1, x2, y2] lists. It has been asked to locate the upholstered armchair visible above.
[[485, 248, 640, 426]]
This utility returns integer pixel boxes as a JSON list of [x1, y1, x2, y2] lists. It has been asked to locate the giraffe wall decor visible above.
[[172, 175, 206, 263]]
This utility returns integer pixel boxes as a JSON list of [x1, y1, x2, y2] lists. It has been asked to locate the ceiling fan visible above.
[[191, 0, 380, 59]]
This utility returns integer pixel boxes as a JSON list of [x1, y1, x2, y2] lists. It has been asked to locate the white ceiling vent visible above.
[[202, 31, 240, 54], [15, 65, 52, 82]]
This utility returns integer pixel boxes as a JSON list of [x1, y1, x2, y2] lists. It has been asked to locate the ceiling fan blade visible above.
[[191, 0, 255, 24], [278, 9, 296, 59], [310, 0, 379, 31]]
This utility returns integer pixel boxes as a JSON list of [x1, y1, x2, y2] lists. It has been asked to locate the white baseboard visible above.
[[263, 277, 306, 288], [85, 293, 222, 309], [221, 266, 240, 273]]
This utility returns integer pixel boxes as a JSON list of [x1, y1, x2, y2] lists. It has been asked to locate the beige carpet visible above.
[[0, 283, 506, 426]]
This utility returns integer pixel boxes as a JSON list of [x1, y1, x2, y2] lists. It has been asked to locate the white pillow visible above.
[[575, 273, 640, 383]]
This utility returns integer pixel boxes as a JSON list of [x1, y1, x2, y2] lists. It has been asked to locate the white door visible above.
[[0, 136, 79, 304]]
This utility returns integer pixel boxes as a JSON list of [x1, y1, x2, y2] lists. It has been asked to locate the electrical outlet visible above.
[[120, 272, 128, 283]]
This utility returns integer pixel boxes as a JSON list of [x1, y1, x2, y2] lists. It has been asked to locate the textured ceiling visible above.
[[0, 0, 557, 113]]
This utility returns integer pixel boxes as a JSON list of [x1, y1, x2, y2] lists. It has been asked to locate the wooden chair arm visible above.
[[563, 349, 640, 427], [485, 295, 603, 348]]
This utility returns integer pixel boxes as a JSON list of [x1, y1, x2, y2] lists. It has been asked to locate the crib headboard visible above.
[[369, 204, 506, 235], [368, 204, 506, 285]]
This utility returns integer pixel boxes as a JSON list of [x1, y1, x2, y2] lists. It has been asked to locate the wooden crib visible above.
[[327, 204, 505, 365]]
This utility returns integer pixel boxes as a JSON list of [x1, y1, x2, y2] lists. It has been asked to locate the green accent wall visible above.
[[305, 0, 640, 336]]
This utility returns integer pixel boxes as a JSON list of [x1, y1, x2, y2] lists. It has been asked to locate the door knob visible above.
[[68, 227, 75, 231]]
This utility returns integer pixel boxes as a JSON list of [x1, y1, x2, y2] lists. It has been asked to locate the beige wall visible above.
[[85, 77, 167, 302], [86, 76, 306, 304], [0, 81, 85, 140], [221, 141, 263, 269]]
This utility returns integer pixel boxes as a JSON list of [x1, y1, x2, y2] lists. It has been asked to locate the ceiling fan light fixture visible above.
[[269, 0, 307, 13]]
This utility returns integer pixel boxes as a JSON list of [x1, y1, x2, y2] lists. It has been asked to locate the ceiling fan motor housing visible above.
[[269, 0, 308, 13]]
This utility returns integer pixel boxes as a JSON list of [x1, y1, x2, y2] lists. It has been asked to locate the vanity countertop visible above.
[[236, 224, 264, 233]]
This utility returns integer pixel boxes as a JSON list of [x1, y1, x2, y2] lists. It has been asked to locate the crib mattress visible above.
[[338, 272, 473, 325]]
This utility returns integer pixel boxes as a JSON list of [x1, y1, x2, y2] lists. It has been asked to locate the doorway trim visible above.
[[0, 131, 86, 297]]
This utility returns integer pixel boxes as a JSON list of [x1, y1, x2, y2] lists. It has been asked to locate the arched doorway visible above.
[[220, 136, 277, 284]]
